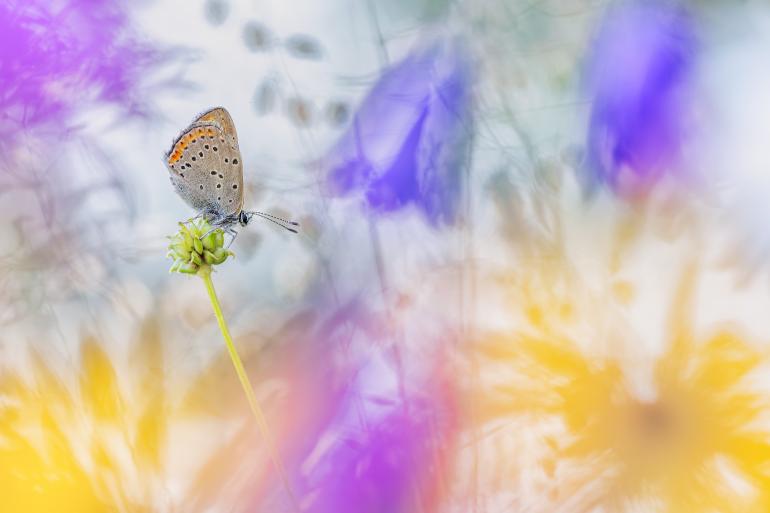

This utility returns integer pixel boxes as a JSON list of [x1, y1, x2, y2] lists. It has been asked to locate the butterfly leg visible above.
[[225, 227, 239, 248], [201, 223, 228, 240], [199, 212, 229, 240], [200, 226, 219, 240]]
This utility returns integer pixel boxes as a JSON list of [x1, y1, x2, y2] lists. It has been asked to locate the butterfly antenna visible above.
[[251, 211, 299, 233], [253, 211, 300, 227]]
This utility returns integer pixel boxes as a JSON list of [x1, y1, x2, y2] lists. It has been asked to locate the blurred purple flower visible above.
[[0, 1, 174, 318], [326, 37, 474, 225], [584, 2, 697, 197], [232, 298, 459, 513], [275, 299, 458, 513], [298, 366, 458, 513], [0, 0, 165, 142]]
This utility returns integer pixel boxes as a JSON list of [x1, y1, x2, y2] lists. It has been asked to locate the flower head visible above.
[[326, 37, 474, 225], [167, 219, 233, 275], [0, 323, 174, 512], [584, 2, 698, 197], [478, 268, 770, 513], [298, 364, 458, 513]]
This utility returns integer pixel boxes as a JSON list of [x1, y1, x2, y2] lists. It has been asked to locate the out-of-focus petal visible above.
[[0, 0, 167, 143], [326, 36, 474, 225], [584, 2, 698, 197]]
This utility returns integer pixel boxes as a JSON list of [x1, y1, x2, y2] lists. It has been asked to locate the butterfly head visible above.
[[238, 211, 252, 226]]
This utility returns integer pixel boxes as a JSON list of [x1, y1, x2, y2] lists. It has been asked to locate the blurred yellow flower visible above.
[[0, 322, 169, 513], [0, 308, 296, 513], [478, 268, 770, 513], [0, 369, 106, 513]]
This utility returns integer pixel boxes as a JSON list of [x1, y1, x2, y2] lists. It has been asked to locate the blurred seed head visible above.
[[283, 34, 323, 60], [324, 100, 350, 127], [253, 78, 278, 115], [204, 0, 230, 26], [243, 21, 274, 52], [286, 96, 314, 127]]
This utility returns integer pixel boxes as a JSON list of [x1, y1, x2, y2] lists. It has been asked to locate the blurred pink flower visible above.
[[297, 363, 458, 513]]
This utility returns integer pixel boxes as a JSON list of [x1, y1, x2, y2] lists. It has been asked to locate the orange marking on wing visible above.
[[168, 124, 219, 166], [167, 139, 190, 165]]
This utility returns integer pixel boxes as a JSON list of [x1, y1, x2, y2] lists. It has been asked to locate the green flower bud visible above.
[[171, 242, 190, 258], [213, 247, 229, 262], [182, 231, 194, 251], [167, 218, 233, 275], [202, 232, 218, 251], [193, 236, 203, 255], [178, 262, 198, 274], [203, 250, 217, 265]]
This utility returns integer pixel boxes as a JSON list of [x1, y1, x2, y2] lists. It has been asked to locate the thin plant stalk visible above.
[[199, 267, 300, 512]]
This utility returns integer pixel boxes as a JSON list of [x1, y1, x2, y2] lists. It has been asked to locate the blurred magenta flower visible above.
[[0, 0, 174, 318], [219, 298, 459, 513], [298, 363, 458, 513], [0, 0, 164, 142], [584, 2, 697, 197], [326, 37, 474, 225]]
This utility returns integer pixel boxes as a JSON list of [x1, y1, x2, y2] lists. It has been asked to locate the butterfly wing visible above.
[[196, 107, 238, 144], [165, 108, 244, 217]]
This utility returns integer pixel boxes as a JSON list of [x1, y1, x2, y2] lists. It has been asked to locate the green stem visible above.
[[199, 267, 300, 512]]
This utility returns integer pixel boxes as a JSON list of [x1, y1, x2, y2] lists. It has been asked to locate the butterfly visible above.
[[164, 106, 298, 240]]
